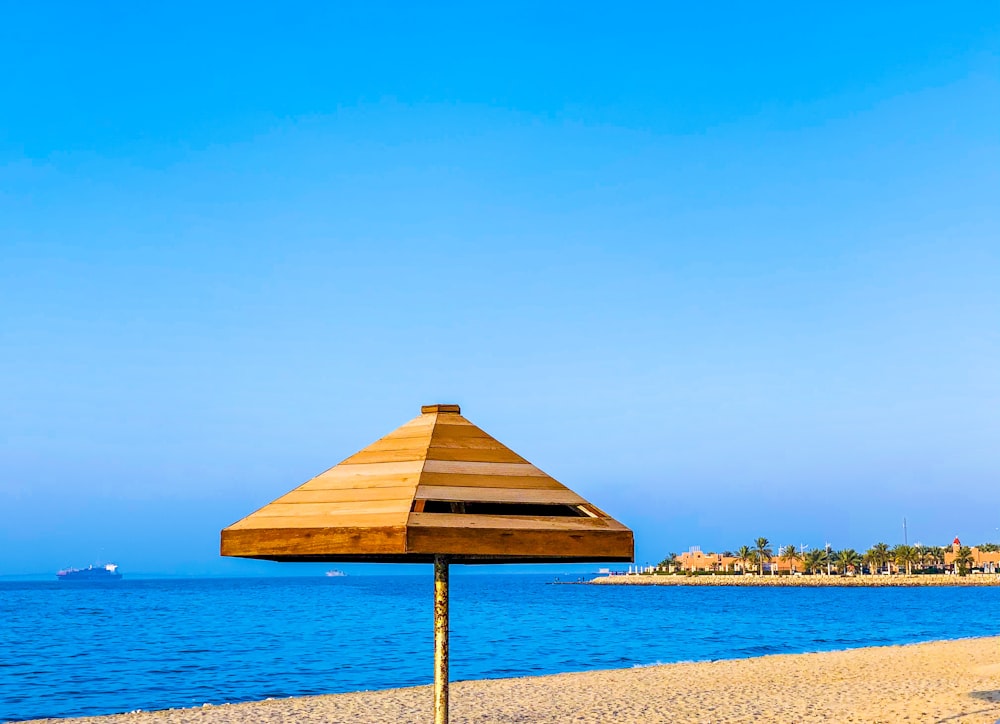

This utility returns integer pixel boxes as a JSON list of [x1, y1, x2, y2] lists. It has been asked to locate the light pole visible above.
[[826, 542, 832, 576]]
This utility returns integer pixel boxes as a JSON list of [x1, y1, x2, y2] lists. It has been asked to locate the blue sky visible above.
[[2, 3, 998, 576]]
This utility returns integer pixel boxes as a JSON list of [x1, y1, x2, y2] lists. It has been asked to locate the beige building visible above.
[[676, 548, 736, 573], [943, 538, 1000, 574], [676, 547, 804, 574], [674, 538, 1000, 576]]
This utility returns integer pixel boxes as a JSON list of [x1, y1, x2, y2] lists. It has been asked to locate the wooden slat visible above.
[[428, 425, 500, 443], [222, 526, 406, 557], [422, 436, 518, 451], [343, 435, 431, 453], [364, 416, 436, 441], [417, 472, 566, 490], [406, 513, 628, 531], [429, 412, 473, 424], [414, 485, 585, 505], [407, 525, 633, 559], [393, 415, 437, 429], [424, 417, 529, 461], [351, 432, 432, 448], [421, 460, 548, 477], [368, 428, 435, 443], [433, 422, 500, 437], [299, 474, 423, 491], [423, 447, 527, 463], [359, 430, 430, 452], [273, 486, 417, 504], [340, 448, 429, 464], [250, 500, 413, 518], [308, 460, 425, 481], [228, 512, 409, 529]]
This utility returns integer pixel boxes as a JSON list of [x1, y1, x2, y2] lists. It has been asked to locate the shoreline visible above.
[[591, 572, 1000, 586], [22, 636, 1000, 723]]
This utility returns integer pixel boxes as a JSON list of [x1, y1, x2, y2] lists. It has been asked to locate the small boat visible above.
[[57, 563, 123, 581], [325, 569, 346, 577]]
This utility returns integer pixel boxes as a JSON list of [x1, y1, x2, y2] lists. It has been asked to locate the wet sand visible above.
[[26, 636, 1000, 723]]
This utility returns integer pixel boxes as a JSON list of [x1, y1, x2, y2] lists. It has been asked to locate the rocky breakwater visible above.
[[591, 573, 1000, 587]]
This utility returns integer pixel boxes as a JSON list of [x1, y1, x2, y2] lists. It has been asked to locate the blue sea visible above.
[[3, 574, 1000, 722]]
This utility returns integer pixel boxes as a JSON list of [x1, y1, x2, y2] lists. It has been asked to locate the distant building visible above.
[[676, 547, 804, 574], [673, 538, 999, 575], [943, 538, 1000, 574], [677, 548, 735, 572]]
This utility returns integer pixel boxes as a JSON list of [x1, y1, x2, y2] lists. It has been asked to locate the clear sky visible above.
[[2, 3, 998, 577]]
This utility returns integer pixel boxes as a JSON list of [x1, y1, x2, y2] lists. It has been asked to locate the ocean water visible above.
[[3, 574, 1000, 722]]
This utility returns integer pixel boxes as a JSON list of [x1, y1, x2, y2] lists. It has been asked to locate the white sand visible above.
[[25, 636, 1000, 723]]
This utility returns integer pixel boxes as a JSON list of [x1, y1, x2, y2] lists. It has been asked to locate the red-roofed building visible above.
[[943, 538, 1000, 574]]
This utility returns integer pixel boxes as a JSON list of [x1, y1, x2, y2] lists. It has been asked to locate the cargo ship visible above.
[[56, 563, 123, 581]]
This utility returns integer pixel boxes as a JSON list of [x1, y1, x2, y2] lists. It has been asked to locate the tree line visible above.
[[659, 537, 995, 576]]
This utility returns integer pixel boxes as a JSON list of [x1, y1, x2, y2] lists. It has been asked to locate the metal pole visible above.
[[434, 554, 449, 724]]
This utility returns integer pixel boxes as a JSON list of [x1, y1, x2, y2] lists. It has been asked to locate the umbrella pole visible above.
[[433, 554, 449, 724]]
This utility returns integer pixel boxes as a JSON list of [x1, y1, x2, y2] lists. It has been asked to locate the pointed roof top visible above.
[[221, 404, 633, 564]]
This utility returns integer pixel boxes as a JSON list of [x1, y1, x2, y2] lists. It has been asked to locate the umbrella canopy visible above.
[[221, 404, 633, 564]]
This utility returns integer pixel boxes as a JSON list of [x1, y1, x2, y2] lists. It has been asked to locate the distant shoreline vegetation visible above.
[[591, 573, 1000, 587], [638, 538, 1000, 578]]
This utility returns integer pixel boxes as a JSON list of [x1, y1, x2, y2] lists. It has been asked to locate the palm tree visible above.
[[918, 545, 943, 572], [931, 546, 947, 569], [736, 546, 753, 575], [657, 552, 680, 572], [904, 545, 920, 574], [804, 548, 827, 574], [862, 549, 877, 575], [890, 544, 903, 574], [780, 544, 802, 575], [917, 546, 933, 571], [754, 537, 773, 575], [836, 548, 861, 575], [954, 546, 975, 576], [871, 542, 891, 575], [892, 544, 919, 576]]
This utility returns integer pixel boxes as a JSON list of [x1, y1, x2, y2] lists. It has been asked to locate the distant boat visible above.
[[325, 569, 346, 577], [57, 563, 123, 582]]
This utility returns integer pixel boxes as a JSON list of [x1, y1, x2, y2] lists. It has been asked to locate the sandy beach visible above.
[[25, 636, 1000, 724]]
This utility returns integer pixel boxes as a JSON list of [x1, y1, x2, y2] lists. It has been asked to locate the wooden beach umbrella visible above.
[[221, 404, 633, 723]]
